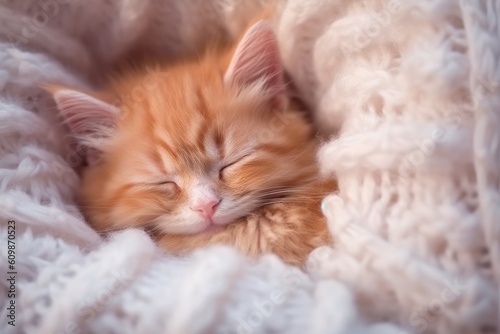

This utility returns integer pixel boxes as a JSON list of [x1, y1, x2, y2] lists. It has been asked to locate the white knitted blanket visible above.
[[1, 0, 499, 333]]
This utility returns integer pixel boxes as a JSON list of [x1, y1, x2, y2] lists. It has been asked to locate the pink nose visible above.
[[191, 198, 220, 218]]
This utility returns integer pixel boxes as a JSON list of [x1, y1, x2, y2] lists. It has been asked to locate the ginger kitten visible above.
[[49, 20, 336, 266]]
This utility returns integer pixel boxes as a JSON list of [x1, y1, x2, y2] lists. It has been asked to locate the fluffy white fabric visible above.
[[0, 0, 498, 333], [277, 0, 500, 332]]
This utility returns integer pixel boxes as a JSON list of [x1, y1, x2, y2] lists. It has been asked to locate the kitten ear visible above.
[[224, 20, 286, 110], [49, 87, 120, 166]]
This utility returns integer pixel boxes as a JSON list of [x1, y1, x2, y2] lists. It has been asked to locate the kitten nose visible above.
[[191, 198, 220, 218], [190, 184, 221, 219]]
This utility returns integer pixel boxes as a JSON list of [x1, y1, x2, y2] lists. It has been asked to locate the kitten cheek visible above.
[[212, 198, 252, 226]]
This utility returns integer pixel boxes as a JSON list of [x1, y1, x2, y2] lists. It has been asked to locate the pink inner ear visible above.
[[53, 89, 120, 166], [53, 90, 120, 136], [224, 20, 286, 109]]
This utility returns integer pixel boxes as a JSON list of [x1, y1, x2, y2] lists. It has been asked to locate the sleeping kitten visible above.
[[48, 20, 336, 266]]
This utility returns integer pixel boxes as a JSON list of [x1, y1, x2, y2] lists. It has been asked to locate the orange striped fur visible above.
[[50, 20, 336, 266]]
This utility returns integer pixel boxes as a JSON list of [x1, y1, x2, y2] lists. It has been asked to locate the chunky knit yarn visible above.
[[277, 0, 500, 332], [0, 0, 498, 333]]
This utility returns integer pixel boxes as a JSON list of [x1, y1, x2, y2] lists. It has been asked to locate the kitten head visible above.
[[51, 20, 320, 235]]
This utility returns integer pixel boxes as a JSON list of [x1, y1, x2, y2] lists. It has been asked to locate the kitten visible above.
[[48, 20, 336, 266]]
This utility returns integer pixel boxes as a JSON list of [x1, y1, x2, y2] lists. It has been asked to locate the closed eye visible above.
[[219, 153, 253, 177], [156, 180, 176, 186], [221, 160, 240, 172], [156, 180, 178, 189], [146, 180, 178, 191]]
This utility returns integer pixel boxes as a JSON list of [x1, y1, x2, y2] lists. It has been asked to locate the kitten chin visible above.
[[48, 19, 337, 266], [157, 179, 336, 266]]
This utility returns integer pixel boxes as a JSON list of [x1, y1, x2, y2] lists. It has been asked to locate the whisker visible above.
[[258, 191, 306, 197], [258, 192, 329, 200], [259, 196, 326, 204], [268, 195, 326, 200]]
